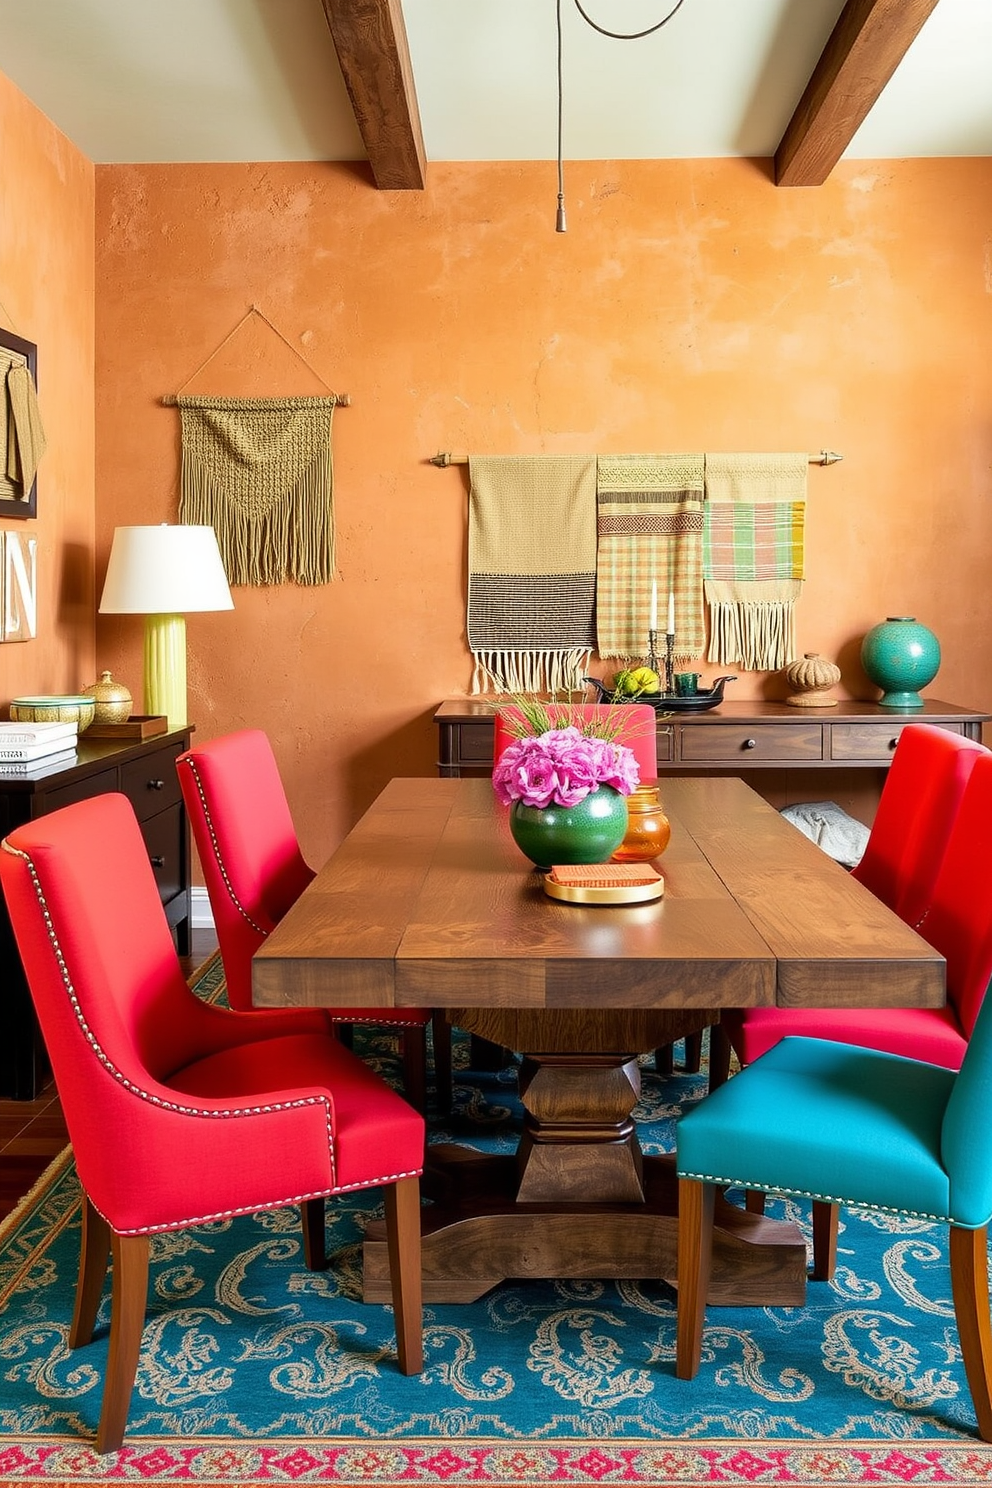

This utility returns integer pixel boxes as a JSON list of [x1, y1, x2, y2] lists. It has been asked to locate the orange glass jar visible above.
[[612, 784, 671, 862]]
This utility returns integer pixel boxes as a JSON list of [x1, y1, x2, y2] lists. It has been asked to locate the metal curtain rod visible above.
[[430, 450, 843, 468]]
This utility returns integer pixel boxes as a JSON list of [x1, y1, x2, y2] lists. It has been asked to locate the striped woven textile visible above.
[[595, 454, 705, 665], [703, 452, 807, 670], [467, 454, 597, 694]]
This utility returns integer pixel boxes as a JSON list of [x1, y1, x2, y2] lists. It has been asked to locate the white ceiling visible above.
[[0, 0, 990, 168]]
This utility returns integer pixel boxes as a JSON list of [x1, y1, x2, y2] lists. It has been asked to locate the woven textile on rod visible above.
[[467, 454, 597, 694], [596, 453, 705, 666], [703, 451, 807, 670], [176, 394, 337, 587]]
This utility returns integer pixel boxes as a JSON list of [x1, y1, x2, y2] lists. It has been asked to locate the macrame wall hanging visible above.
[[164, 307, 349, 587]]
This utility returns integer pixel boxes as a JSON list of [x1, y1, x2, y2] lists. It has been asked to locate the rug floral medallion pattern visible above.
[[1, 962, 991, 1485]]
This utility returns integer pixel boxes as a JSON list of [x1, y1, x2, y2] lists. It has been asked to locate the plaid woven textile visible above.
[[596, 454, 705, 665], [468, 454, 597, 694], [703, 452, 807, 670]]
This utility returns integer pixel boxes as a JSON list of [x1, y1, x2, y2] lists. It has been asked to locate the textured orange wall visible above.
[[93, 158, 992, 867], [0, 73, 95, 700]]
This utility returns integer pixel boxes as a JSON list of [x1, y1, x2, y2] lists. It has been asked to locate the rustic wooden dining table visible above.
[[252, 775, 945, 1308]]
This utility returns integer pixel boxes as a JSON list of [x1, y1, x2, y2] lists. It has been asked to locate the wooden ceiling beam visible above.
[[320, 0, 426, 190], [775, 0, 941, 187]]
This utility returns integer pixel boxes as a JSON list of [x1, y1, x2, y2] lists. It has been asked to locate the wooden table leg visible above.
[[363, 1023, 806, 1308]]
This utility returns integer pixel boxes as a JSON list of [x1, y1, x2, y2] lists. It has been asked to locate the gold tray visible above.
[[543, 873, 665, 906]]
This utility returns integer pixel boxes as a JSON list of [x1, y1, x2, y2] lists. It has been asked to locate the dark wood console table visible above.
[[435, 697, 990, 820], [0, 726, 193, 1098]]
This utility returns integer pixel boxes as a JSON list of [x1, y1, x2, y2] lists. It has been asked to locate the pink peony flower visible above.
[[492, 725, 639, 808]]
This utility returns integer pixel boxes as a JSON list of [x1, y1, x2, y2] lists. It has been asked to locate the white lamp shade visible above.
[[99, 525, 234, 614]]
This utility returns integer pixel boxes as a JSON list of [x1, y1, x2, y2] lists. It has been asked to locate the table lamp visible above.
[[99, 524, 234, 730]]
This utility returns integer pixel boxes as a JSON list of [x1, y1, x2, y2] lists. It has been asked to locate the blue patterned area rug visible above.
[[1, 957, 991, 1486]]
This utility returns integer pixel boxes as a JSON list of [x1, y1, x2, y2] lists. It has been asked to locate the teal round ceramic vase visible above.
[[860, 616, 940, 709], [509, 786, 629, 870]]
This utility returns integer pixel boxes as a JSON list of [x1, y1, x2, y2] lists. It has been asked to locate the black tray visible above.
[[630, 691, 726, 713]]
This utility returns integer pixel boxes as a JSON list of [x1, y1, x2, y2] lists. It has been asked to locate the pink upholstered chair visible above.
[[0, 794, 424, 1455], [493, 701, 658, 781], [712, 724, 990, 1090], [176, 731, 449, 1113]]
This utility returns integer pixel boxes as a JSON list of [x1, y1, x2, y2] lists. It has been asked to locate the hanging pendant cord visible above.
[[556, 0, 689, 232], [572, 0, 687, 41], [556, 0, 567, 232]]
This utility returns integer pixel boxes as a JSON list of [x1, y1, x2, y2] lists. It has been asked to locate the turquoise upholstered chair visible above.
[[675, 993, 992, 1439]]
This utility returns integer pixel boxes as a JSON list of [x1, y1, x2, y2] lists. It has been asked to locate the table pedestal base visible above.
[[363, 1148, 807, 1306], [364, 1016, 806, 1307]]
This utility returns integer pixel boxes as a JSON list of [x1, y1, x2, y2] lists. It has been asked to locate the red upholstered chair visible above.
[[0, 794, 424, 1455], [493, 701, 658, 781], [713, 725, 991, 1092], [176, 731, 449, 1113]]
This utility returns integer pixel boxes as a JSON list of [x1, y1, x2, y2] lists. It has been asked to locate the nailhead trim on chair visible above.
[[0, 838, 422, 1232], [676, 1164, 951, 1225], [177, 756, 427, 1029], [177, 757, 270, 936]]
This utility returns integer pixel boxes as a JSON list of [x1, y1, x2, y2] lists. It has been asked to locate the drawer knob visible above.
[[148, 779, 165, 790], [889, 737, 900, 751], [743, 738, 757, 750], [150, 855, 165, 868]]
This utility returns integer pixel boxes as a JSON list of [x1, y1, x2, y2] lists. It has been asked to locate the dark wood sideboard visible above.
[[0, 727, 193, 1099], [435, 697, 990, 821]]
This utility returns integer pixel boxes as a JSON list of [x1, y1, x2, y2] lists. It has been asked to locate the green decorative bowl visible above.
[[10, 695, 96, 732]]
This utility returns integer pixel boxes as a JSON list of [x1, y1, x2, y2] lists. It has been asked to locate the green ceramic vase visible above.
[[509, 786, 629, 870], [860, 616, 940, 708]]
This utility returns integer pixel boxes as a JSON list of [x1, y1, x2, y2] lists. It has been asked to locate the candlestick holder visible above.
[[646, 630, 676, 696]]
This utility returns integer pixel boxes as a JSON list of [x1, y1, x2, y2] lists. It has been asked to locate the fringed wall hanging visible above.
[[703, 452, 808, 671], [164, 307, 349, 587], [595, 453, 705, 667], [467, 454, 597, 694]]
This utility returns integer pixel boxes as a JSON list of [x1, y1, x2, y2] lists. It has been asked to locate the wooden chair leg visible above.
[[431, 1012, 452, 1114], [384, 1175, 423, 1376], [70, 1193, 112, 1349], [676, 1177, 715, 1379], [707, 1023, 732, 1090], [301, 1197, 327, 1271], [811, 1200, 839, 1281], [950, 1224, 992, 1442], [655, 1044, 674, 1076], [745, 1189, 766, 1214], [401, 1026, 428, 1114], [683, 1031, 703, 1073], [470, 1034, 512, 1071], [96, 1233, 149, 1456]]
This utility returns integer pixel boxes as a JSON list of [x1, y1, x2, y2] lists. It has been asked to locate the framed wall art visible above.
[[0, 326, 43, 519]]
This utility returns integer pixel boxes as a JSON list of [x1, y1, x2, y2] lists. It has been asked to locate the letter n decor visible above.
[[1, 531, 38, 641]]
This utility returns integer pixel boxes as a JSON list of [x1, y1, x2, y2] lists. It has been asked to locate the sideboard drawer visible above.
[[40, 767, 118, 814], [655, 727, 673, 765], [679, 723, 823, 763], [831, 720, 965, 761], [140, 805, 184, 904], [457, 724, 496, 764], [121, 743, 184, 819]]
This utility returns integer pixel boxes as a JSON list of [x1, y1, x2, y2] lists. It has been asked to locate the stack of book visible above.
[[0, 720, 79, 772]]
